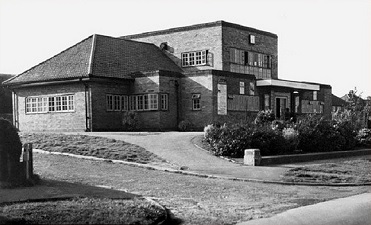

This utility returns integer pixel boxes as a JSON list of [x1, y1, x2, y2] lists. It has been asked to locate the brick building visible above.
[[2, 21, 332, 132]]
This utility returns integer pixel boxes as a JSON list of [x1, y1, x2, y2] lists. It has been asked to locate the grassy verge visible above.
[[282, 159, 371, 183], [1, 198, 166, 225], [20, 133, 166, 164]]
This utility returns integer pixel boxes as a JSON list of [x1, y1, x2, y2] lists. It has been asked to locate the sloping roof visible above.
[[0, 74, 15, 83], [4, 36, 94, 85], [332, 94, 347, 106], [91, 35, 182, 79], [122, 20, 277, 39], [3, 35, 182, 86]]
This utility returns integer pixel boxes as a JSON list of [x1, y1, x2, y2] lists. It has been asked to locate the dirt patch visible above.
[[282, 159, 371, 184], [20, 133, 167, 165]]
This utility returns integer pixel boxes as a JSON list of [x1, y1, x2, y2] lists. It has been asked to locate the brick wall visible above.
[[15, 83, 86, 132], [90, 80, 131, 131], [125, 26, 223, 72], [222, 26, 278, 79]]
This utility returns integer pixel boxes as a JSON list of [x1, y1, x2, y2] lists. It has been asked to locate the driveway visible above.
[[80, 132, 288, 181]]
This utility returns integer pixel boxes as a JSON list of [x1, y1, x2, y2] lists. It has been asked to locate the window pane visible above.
[[49, 97, 55, 111]]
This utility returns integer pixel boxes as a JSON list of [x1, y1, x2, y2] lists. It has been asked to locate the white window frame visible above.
[[249, 82, 255, 95], [181, 50, 207, 67], [313, 91, 318, 101], [192, 94, 201, 110], [26, 94, 75, 114], [161, 94, 169, 110], [149, 94, 158, 110], [239, 82, 245, 95]]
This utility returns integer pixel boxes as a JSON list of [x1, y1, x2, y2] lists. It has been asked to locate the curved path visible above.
[[80, 132, 288, 181]]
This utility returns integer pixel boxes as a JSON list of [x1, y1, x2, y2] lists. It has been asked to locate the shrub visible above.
[[178, 120, 192, 131], [254, 110, 275, 125], [357, 128, 371, 147], [122, 111, 139, 131], [0, 118, 22, 184], [297, 116, 346, 152], [282, 127, 299, 152], [334, 120, 357, 150], [250, 126, 288, 156]]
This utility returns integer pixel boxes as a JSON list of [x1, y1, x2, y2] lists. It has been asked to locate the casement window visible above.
[[137, 95, 144, 111], [230, 48, 271, 69], [313, 91, 318, 101], [192, 94, 201, 110], [239, 82, 245, 95], [129, 96, 137, 111], [113, 95, 121, 111], [121, 96, 128, 111], [149, 94, 158, 110], [249, 35, 255, 44], [181, 50, 207, 67], [26, 94, 74, 114], [161, 94, 169, 110], [249, 82, 255, 95]]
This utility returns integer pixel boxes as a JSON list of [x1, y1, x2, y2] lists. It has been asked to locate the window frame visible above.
[[26, 94, 75, 114], [161, 93, 169, 110], [181, 50, 208, 67], [192, 94, 201, 111]]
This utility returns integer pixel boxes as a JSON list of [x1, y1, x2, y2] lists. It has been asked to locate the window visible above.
[[249, 82, 255, 95], [106, 95, 114, 111], [137, 95, 144, 111], [250, 35, 255, 44], [26, 94, 74, 114], [161, 94, 168, 110], [230, 48, 272, 69], [121, 96, 128, 111], [113, 95, 121, 111], [264, 94, 270, 110], [239, 82, 245, 95], [313, 91, 318, 101], [181, 50, 207, 67], [129, 96, 137, 111], [192, 94, 201, 110], [149, 94, 158, 110]]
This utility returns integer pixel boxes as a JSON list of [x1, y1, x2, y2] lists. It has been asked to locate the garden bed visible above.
[[20, 133, 167, 165]]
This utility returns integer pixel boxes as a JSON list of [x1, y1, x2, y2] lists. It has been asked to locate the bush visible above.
[[282, 127, 299, 152], [0, 118, 22, 184], [297, 116, 346, 152], [178, 120, 192, 131], [250, 126, 288, 156], [254, 110, 275, 125], [122, 111, 138, 131], [357, 128, 371, 147]]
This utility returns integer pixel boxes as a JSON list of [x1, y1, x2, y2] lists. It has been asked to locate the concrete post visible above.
[[23, 143, 33, 180], [244, 149, 261, 166]]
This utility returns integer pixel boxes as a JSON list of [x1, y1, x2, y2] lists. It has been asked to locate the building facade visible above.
[[2, 21, 332, 132]]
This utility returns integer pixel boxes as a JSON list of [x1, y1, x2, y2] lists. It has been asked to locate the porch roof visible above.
[[256, 79, 320, 91]]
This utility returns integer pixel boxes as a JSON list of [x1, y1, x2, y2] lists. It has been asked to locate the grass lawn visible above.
[[20, 133, 167, 165], [11, 153, 369, 225], [282, 159, 371, 184], [1, 198, 166, 225]]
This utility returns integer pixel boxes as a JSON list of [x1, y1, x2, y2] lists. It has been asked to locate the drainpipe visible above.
[[84, 83, 92, 132], [175, 80, 180, 126]]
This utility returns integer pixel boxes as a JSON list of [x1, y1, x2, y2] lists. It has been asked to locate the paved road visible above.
[[79, 132, 288, 181], [237, 193, 371, 225]]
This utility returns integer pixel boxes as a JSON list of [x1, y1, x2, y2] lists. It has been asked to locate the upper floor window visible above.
[[26, 94, 74, 114], [230, 48, 271, 69], [313, 91, 318, 101], [181, 50, 207, 67], [239, 82, 245, 95], [249, 35, 256, 44]]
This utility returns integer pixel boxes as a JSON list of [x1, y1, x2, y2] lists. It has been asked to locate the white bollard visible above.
[[243, 149, 261, 166]]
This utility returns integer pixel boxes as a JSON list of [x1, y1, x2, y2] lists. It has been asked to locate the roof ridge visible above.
[[95, 33, 161, 47], [4, 35, 94, 85]]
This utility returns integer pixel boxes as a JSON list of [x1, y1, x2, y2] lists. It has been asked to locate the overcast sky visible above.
[[0, 0, 370, 97]]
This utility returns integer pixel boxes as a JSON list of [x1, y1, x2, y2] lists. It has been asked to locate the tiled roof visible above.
[[332, 94, 347, 106], [4, 36, 94, 85], [3, 35, 182, 86], [121, 20, 277, 39], [91, 35, 182, 79]]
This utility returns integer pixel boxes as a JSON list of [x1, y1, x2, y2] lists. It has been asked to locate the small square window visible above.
[[250, 35, 255, 44]]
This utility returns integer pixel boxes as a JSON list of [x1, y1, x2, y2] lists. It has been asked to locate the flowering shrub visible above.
[[282, 127, 299, 152], [357, 128, 371, 146], [254, 110, 275, 125]]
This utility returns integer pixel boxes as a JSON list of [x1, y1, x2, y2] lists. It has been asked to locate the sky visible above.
[[0, 0, 370, 97]]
